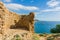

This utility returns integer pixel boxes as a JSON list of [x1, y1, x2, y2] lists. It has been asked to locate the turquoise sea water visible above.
[[34, 21, 60, 33]]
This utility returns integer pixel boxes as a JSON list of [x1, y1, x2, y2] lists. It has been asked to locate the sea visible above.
[[34, 21, 60, 33]]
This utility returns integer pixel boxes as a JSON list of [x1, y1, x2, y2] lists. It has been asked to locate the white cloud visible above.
[[5, 3, 39, 10], [47, 0, 60, 7], [35, 1, 60, 21], [42, 7, 60, 12], [43, 0, 60, 12], [40, 0, 60, 21], [32, 0, 60, 21], [35, 11, 60, 21]]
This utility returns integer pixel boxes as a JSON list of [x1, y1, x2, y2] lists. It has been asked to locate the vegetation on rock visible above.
[[11, 34, 21, 40], [50, 24, 60, 33]]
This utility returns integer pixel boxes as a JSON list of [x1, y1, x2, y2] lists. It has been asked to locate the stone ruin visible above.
[[0, 2, 35, 33]]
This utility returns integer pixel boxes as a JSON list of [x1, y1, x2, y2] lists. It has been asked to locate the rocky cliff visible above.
[[0, 2, 35, 34], [0, 2, 35, 40]]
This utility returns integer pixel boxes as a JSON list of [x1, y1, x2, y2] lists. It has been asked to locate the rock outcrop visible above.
[[15, 12, 34, 33], [0, 2, 35, 33]]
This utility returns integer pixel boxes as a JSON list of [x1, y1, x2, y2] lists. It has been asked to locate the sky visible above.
[[1, 0, 60, 21]]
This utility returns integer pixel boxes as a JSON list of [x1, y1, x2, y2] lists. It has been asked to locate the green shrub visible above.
[[50, 24, 60, 33]]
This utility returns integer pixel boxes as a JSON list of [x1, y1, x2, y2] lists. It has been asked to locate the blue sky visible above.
[[1, 0, 60, 21]]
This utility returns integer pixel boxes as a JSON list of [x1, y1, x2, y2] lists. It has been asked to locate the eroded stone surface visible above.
[[0, 2, 35, 40], [0, 2, 34, 33]]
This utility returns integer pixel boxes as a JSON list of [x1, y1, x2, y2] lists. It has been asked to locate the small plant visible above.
[[32, 35, 39, 40], [11, 34, 21, 40], [39, 34, 44, 36], [15, 34, 21, 40]]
